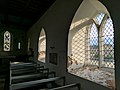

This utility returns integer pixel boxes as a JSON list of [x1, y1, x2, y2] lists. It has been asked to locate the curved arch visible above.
[[38, 28, 46, 63], [67, 0, 115, 89]]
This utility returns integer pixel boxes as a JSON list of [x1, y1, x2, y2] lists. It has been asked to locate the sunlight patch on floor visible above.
[[68, 62, 115, 90]]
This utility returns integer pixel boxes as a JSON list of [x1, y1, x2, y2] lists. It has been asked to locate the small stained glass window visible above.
[[4, 31, 11, 51]]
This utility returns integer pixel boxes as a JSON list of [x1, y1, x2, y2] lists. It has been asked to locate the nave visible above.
[[10, 62, 81, 90]]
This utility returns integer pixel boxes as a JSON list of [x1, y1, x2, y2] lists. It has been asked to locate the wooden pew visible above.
[[10, 62, 45, 74], [10, 62, 40, 70], [10, 76, 65, 90], [11, 67, 49, 76], [11, 71, 56, 84], [10, 62, 34, 66], [10, 63, 56, 85], [48, 83, 81, 90]]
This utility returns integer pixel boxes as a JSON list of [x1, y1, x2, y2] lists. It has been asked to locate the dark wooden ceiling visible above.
[[0, 0, 56, 31]]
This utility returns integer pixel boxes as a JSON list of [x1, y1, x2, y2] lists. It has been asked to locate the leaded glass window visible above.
[[68, 13, 115, 89], [89, 23, 99, 65], [93, 13, 105, 25], [4, 31, 11, 51], [102, 18, 114, 68], [38, 28, 46, 62]]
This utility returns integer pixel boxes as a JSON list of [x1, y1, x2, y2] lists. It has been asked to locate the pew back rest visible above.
[[10, 76, 65, 90], [11, 71, 56, 84], [11, 67, 47, 76], [48, 83, 81, 90], [10, 63, 41, 70]]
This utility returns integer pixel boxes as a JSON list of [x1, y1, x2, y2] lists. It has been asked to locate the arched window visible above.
[[68, 10, 115, 90], [102, 18, 114, 68], [28, 38, 30, 51], [89, 23, 99, 66], [38, 28, 46, 63], [4, 31, 11, 51]]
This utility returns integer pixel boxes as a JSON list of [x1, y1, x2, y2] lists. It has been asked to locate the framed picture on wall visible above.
[[49, 53, 57, 65]]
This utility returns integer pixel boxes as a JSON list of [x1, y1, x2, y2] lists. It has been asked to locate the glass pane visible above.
[[89, 23, 99, 66], [4, 31, 11, 51], [102, 18, 114, 68], [94, 13, 105, 25], [18, 42, 21, 49], [38, 28, 46, 63]]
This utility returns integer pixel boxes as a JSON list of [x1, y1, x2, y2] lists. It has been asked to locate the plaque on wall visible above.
[[49, 53, 57, 65]]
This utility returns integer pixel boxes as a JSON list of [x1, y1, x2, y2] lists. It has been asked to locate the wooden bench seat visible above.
[[10, 76, 65, 90], [11, 71, 56, 84]]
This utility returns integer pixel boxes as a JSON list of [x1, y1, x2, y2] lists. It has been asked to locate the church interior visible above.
[[0, 0, 120, 90]]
